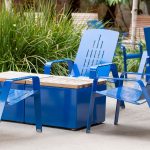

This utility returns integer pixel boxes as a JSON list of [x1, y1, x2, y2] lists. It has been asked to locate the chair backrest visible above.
[[71, 29, 119, 77]]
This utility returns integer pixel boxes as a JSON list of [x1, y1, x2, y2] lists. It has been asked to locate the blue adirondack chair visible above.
[[0, 76, 42, 132], [44, 29, 125, 108], [86, 50, 148, 133]]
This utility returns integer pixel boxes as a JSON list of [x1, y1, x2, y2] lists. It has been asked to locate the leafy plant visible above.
[[0, 1, 83, 74]]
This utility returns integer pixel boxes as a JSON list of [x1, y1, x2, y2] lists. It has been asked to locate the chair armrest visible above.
[[90, 63, 120, 87], [44, 59, 74, 75], [90, 63, 146, 89], [5, 76, 40, 91], [90, 63, 117, 78]]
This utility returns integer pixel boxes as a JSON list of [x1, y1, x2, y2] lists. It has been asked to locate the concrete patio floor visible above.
[[1, 99, 150, 150]]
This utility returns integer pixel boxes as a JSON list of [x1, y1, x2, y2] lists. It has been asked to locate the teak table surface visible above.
[[0, 71, 106, 89]]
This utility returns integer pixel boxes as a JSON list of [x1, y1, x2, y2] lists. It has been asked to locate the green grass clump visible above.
[[0, 2, 82, 74]]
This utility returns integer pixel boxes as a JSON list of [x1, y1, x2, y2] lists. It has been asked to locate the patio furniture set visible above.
[[0, 27, 150, 134]]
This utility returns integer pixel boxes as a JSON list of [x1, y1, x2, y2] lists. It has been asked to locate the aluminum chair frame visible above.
[[0, 76, 42, 132], [86, 60, 150, 133]]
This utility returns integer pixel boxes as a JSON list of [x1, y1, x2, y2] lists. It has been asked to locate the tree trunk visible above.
[[4, 0, 12, 11], [131, 0, 138, 44]]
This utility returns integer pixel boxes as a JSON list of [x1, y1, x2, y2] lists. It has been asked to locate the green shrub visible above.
[[0, 2, 82, 74]]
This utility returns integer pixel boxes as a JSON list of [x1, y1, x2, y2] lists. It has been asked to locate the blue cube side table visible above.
[[1, 72, 106, 129]]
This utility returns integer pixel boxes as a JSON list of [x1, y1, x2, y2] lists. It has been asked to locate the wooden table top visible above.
[[0, 71, 105, 89]]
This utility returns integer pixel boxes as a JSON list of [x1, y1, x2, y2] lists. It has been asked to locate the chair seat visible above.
[[7, 89, 37, 105], [97, 87, 146, 105]]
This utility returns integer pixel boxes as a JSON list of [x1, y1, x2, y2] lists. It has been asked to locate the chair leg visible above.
[[114, 100, 121, 125], [34, 92, 42, 132], [86, 94, 95, 133], [120, 101, 125, 109]]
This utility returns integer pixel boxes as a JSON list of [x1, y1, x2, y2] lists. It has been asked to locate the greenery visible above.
[[0, 1, 82, 74], [0, 1, 142, 75]]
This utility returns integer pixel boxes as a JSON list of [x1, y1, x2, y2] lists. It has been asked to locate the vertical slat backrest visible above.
[[71, 29, 119, 77]]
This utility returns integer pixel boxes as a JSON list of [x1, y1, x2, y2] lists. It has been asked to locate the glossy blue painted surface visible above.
[[1, 76, 42, 132], [86, 63, 120, 133], [24, 84, 106, 129], [87, 61, 150, 132], [96, 71, 150, 106], [98, 87, 146, 105]]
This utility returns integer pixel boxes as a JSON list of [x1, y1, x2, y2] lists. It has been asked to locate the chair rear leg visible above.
[[86, 94, 95, 133], [34, 92, 42, 132], [114, 100, 121, 125]]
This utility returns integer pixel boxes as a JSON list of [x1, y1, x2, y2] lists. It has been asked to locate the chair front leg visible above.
[[114, 100, 121, 125], [86, 94, 96, 133], [34, 91, 42, 132]]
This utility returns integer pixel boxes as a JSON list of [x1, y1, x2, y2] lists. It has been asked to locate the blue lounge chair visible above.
[[86, 50, 148, 133], [0, 76, 42, 132], [44, 29, 126, 108]]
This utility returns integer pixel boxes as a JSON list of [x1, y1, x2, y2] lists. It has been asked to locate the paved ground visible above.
[[0, 99, 150, 150]]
